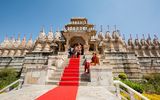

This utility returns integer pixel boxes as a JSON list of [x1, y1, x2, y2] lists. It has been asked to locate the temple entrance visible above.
[[69, 36, 85, 55]]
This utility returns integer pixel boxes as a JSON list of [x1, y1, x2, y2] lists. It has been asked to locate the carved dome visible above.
[[153, 37, 159, 46], [98, 32, 104, 40], [135, 39, 140, 46], [15, 50, 21, 56], [26, 38, 33, 49], [47, 31, 54, 41], [141, 39, 146, 46], [23, 50, 28, 55], [43, 43, 50, 51], [38, 28, 46, 41], [2, 50, 9, 56], [105, 31, 111, 39], [14, 39, 21, 48], [9, 50, 15, 56], [34, 43, 42, 51], [55, 31, 61, 40], [128, 38, 133, 46], [20, 36, 26, 48]]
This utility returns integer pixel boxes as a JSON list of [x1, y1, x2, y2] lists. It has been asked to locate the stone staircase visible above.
[[47, 56, 90, 86]]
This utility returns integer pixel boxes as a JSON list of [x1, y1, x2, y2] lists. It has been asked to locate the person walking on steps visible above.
[[84, 59, 91, 74]]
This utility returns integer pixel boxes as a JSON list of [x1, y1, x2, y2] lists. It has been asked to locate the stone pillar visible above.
[[142, 50, 147, 57], [84, 45, 90, 54], [89, 66, 114, 87], [58, 42, 61, 51], [149, 50, 154, 57], [110, 41, 115, 52], [156, 50, 160, 57]]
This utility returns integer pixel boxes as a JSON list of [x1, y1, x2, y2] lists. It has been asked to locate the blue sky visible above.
[[0, 0, 160, 42]]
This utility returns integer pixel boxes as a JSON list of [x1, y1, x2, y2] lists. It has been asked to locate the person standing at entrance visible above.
[[77, 43, 82, 58]]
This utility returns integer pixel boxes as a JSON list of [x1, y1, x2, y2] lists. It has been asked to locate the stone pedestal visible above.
[[89, 65, 114, 86]]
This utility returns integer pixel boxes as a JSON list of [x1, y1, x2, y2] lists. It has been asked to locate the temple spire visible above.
[[123, 34, 125, 40], [136, 34, 138, 39], [50, 25, 53, 32], [130, 34, 132, 40], [17, 33, 20, 41], [154, 34, 158, 39], [114, 25, 117, 31], [107, 25, 109, 32], [148, 34, 151, 40], [30, 33, 32, 40], [22, 34, 26, 41], [100, 25, 102, 32], [142, 34, 145, 39], [5, 34, 8, 40], [41, 25, 45, 33]]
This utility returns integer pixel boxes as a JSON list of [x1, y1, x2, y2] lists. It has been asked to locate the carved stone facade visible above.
[[0, 17, 160, 80]]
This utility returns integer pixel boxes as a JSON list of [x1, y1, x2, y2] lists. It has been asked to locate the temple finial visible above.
[[130, 34, 132, 40], [18, 33, 20, 40], [41, 25, 45, 32], [100, 25, 102, 32], [107, 25, 109, 32], [114, 25, 117, 31], [57, 27, 59, 32], [142, 34, 145, 39], [5, 34, 8, 40], [23, 34, 26, 40], [148, 34, 151, 40], [154, 34, 158, 39], [136, 34, 138, 39], [50, 25, 53, 32], [123, 34, 125, 40], [30, 33, 32, 40], [94, 25, 96, 30]]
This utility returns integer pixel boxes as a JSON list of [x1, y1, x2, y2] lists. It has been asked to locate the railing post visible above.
[[115, 83, 121, 99], [18, 79, 23, 89], [129, 90, 135, 100]]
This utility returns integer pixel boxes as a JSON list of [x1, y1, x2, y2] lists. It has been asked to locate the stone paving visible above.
[[0, 85, 119, 100]]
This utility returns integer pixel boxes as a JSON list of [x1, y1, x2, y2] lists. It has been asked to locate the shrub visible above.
[[122, 80, 144, 93], [0, 68, 18, 89], [118, 73, 127, 80], [142, 74, 160, 94]]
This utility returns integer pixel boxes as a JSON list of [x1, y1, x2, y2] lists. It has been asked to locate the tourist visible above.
[[77, 43, 82, 58], [84, 59, 91, 73], [68, 47, 74, 58], [72, 45, 78, 58], [91, 53, 100, 66]]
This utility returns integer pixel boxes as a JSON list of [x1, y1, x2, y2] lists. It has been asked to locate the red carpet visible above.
[[59, 58, 80, 86], [36, 58, 80, 100]]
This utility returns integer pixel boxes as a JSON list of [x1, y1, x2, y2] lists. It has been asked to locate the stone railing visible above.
[[0, 79, 23, 93], [113, 80, 149, 100]]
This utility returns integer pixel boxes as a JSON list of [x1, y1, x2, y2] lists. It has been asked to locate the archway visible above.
[[69, 36, 85, 47], [69, 36, 85, 55]]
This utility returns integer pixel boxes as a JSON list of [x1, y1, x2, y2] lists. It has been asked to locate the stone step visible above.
[[55, 68, 85, 72], [49, 75, 90, 82], [46, 80, 89, 86], [51, 71, 87, 77]]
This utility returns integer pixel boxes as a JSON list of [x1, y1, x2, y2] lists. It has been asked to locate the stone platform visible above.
[[0, 85, 119, 100]]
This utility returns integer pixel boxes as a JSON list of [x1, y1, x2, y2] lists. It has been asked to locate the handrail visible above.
[[0, 79, 22, 93], [113, 80, 149, 100]]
